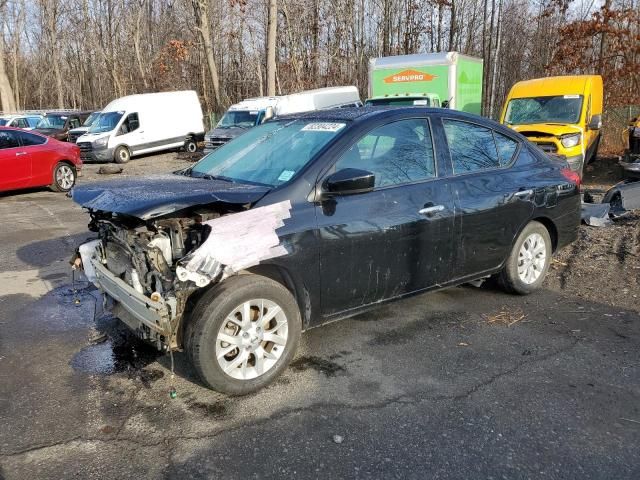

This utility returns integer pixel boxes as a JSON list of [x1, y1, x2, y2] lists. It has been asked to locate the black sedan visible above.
[[72, 107, 581, 394]]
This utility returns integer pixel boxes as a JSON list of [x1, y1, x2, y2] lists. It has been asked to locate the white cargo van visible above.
[[204, 86, 361, 152], [77, 91, 205, 163]]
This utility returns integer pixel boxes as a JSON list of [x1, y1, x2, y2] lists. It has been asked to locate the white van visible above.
[[77, 91, 205, 163], [204, 86, 361, 152]]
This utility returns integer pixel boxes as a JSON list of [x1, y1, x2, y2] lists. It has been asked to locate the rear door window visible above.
[[335, 118, 436, 187], [443, 119, 501, 173], [494, 133, 519, 165], [17, 131, 47, 146]]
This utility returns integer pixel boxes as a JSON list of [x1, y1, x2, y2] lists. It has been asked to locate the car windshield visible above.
[[89, 111, 124, 133], [83, 112, 100, 127], [217, 110, 259, 129], [191, 119, 346, 187], [27, 117, 41, 127], [504, 95, 583, 125], [37, 115, 67, 129]]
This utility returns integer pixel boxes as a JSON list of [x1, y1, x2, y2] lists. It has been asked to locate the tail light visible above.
[[561, 167, 581, 187]]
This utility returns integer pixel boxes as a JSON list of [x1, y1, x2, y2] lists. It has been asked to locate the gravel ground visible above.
[[546, 156, 640, 311]]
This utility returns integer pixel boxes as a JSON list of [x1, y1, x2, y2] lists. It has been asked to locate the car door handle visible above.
[[15, 152, 27, 156], [419, 205, 445, 216]]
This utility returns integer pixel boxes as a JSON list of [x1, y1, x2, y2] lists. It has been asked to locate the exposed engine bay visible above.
[[75, 200, 292, 352]]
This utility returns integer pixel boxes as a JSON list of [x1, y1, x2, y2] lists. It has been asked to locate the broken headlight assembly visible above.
[[560, 133, 581, 149]]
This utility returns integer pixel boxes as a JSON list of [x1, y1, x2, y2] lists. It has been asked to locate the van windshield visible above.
[[89, 112, 124, 133], [191, 119, 346, 187], [83, 112, 100, 127], [504, 95, 583, 125], [217, 111, 259, 129]]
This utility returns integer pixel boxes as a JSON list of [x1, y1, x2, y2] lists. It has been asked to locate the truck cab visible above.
[[204, 98, 278, 153], [500, 75, 603, 174], [203, 87, 362, 153]]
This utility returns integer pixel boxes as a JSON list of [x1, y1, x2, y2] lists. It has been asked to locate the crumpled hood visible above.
[[206, 126, 249, 140], [71, 173, 270, 220], [509, 123, 581, 138]]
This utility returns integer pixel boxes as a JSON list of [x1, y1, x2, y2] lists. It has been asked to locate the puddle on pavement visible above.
[[71, 329, 161, 376], [291, 356, 346, 376]]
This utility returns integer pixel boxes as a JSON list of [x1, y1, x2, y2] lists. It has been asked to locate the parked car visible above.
[[77, 91, 205, 163], [34, 111, 90, 141], [204, 86, 361, 152], [72, 107, 581, 394], [0, 126, 82, 193], [500, 75, 603, 174], [0, 114, 43, 130], [67, 111, 101, 144], [619, 116, 640, 178]]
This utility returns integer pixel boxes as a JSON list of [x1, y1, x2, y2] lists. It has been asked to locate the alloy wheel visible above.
[[517, 233, 547, 284], [215, 299, 289, 380], [56, 165, 75, 190]]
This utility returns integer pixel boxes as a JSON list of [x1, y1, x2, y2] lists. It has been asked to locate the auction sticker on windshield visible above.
[[301, 122, 346, 132], [277, 170, 296, 182]]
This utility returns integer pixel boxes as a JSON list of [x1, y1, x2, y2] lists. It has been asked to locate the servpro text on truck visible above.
[[366, 52, 483, 114]]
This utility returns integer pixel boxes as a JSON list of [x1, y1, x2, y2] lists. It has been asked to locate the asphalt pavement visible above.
[[0, 159, 638, 479]]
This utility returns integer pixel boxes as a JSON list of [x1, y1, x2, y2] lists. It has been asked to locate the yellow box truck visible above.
[[500, 75, 603, 173]]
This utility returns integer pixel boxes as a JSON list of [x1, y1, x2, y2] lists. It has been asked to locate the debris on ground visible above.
[[581, 202, 612, 227], [483, 307, 527, 326], [547, 157, 640, 311], [333, 434, 344, 444], [97, 165, 124, 175]]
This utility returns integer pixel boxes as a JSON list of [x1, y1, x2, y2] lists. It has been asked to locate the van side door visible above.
[[115, 113, 145, 153]]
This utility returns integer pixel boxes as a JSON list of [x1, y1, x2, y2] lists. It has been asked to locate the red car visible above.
[[0, 127, 82, 193]]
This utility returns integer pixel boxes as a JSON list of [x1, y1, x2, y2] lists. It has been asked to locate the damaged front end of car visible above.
[[71, 175, 291, 352]]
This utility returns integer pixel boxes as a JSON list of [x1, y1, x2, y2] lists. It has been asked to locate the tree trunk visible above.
[[266, 0, 277, 96], [192, 0, 221, 110], [0, 0, 17, 111]]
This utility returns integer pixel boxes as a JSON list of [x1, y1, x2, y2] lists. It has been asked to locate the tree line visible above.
[[0, 0, 638, 149]]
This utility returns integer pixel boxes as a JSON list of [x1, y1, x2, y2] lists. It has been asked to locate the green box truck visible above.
[[366, 52, 483, 114]]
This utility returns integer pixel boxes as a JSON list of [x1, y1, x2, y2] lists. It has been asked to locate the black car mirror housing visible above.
[[588, 114, 602, 130], [322, 168, 375, 197]]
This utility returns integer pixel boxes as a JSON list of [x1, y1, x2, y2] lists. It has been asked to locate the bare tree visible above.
[[266, 0, 277, 96], [0, 0, 17, 111]]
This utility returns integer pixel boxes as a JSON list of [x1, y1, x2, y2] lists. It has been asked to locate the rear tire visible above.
[[184, 137, 198, 153], [50, 162, 76, 192], [498, 221, 552, 295], [114, 145, 131, 164], [186, 275, 301, 395]]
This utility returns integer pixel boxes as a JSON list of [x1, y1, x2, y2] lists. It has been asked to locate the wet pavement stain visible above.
[[290, 356, 346, 376], [70, 331, 161, 376], [188, 401, 229, 419]]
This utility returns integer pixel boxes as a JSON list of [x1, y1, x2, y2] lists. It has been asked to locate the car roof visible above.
[[278, 106, 510, 132]]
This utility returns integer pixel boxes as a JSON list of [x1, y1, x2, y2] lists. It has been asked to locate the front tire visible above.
[[114, 145, 131, 164], [50, 162, 76, 192], [186, 275, 301, 395], [498, 221, 552, 295]]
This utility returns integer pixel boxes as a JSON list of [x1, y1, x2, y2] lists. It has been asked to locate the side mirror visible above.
[[441, 100, 450, 109], [588, 114, 602, 130], [323, 168, 375, 197], [263, 106, 274, 123]]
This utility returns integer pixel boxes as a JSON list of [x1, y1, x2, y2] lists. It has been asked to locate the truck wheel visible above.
[[498, 221, 552, 295], [186, 275, 301, 395], [184, 137, 198, 153], [50, 162, 76, 192], [114, 146, 130, 164]]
